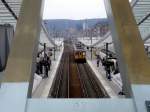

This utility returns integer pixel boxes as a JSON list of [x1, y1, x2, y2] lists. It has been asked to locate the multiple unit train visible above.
[[73, 42, 86, 63]]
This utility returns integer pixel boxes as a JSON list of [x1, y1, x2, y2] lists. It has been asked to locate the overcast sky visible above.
[[43, 0, 132, 20]]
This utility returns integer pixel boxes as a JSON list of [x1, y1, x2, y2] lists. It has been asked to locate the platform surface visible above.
[[32, 46, 64, 98], [86, 51, 124, 98]]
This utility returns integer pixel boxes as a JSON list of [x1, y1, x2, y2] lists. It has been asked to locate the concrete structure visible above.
[[0, 0, 150, 112]]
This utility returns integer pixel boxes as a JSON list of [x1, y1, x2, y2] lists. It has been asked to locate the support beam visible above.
[[131, 0, 139, 8], [104, 0, 150, 97], [1, 0, 18, 20], [2, 0, 44, 85], [138, 13, 150, 26], [144, 34, 150, 42]]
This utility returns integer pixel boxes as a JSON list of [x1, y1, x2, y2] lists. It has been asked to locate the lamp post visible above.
[[53, 26, 56, 61], [90, 29, 93, 60]]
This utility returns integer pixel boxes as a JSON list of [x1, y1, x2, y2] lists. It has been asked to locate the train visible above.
[[73, 42, 86, 63]]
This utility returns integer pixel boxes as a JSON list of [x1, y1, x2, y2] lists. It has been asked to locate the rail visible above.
[[50, 42, 108, 98], [67, 53, 70, 98], [76, 64, 89, 98], [83, 63, 109, 98]]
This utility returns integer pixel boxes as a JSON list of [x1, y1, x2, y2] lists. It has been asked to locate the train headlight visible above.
[[83, 52, 86, 56]]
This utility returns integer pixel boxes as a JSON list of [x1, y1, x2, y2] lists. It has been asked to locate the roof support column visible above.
[[2, 0, 44, 96], [104, 0, 150, 111], [0, 0, 44, 110]]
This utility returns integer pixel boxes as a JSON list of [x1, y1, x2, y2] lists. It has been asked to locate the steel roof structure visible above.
[[0, 0, 57, 47], [132, 0, 150, 41], [0, 0, 22, 27]]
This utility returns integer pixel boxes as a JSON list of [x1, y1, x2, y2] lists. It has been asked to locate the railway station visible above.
[[0, 0, 150, 112]]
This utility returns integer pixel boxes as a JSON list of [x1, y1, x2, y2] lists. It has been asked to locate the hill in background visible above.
[[44, 18, 108, 32]]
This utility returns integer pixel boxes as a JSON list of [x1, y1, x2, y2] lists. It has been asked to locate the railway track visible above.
[[50, 44, 69, 98], [49, 41, 108, 98], [69, 53, 84, 98], [77, 64, 108, 98]]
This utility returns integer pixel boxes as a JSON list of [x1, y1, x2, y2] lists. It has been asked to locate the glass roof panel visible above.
[[0, 0, 22, 28], [132, 0, 150, 41]]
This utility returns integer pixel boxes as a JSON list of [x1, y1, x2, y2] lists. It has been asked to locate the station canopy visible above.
[[0, 0, 150, 42]]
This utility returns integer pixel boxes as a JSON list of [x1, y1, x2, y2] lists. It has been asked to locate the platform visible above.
[[86, 50, 124, 98], [32, 44, 64, 98]]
